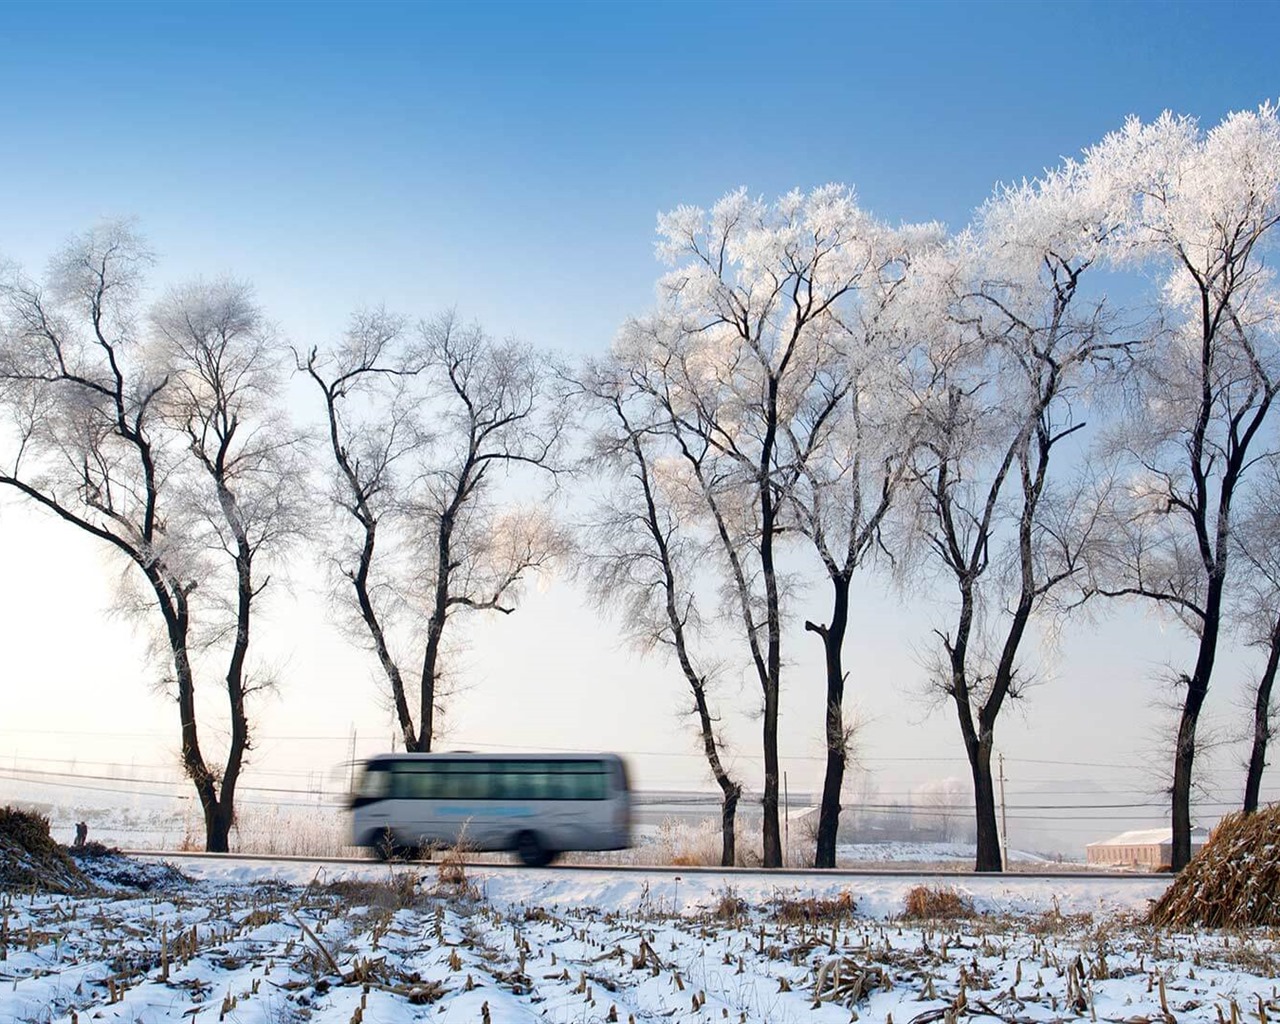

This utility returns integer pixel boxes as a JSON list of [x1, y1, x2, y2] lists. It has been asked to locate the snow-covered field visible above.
[[834, 842, 1052, 866], [3, 854, 1274, 1024]]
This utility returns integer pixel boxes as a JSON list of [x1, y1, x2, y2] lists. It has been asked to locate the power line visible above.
[[3, 764, 1268, 822], [0, 725, 1221, 772], [0, 771, 342, 808], [0, 752, 330, 780], [0, 765, 316, 795]]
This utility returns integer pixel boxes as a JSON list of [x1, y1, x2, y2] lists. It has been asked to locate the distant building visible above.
[[1085, 826, 1209, 869]]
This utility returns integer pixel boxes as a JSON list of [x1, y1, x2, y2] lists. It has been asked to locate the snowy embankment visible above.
[[181, 856, 1167, 919], [3, 855, 1273, 1024]]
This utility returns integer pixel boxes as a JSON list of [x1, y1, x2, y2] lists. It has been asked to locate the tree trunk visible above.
[[210, 519, 254, 853], [157, 579, 223, 853], [719, 781, 741, 867], [1171, 579, 1222, 870], [811, 576, 851, 869], [617, 398, 744, 869], [758, 375, 784, 869], [1244, 619, 1280, 815], [417, 511, 455, 754], [946, 567, 1001, 873], [205, 800, 234, 853], [1170, 696, 1199, 870], [761, 684, 782, 867], [689, 680, 741, 867], [967, 740, 1003, 872], [355, 524, 418, 752]]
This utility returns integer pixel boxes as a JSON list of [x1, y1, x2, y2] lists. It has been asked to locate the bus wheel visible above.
[[515, 830, 551, 867]]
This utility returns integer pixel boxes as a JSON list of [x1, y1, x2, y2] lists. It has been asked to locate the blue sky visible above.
[[2, 1, 1276, 354], [1, 1, 1278, 851]]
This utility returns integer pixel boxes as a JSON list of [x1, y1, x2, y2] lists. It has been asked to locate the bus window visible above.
[[350, 763, 391, 806], [582, 773, 608, 800], [393, 769, 433, 800], [546, 770, 571, 800], [488, 769, 513, 800], [523, 770, 550, 800], [434, 763, 463, 799], [360, 767, 390, 798], [454, 765, 488, 800]]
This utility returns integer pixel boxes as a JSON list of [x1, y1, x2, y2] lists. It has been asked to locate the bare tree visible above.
[[1231, 465, 1280, 815], [576, 358, 743, 865], [304, 311, 566, 752], [912, 164, 1127, 872], [1084, 105, 1280, 868], [785, 221, 943, 868], [0, 226, 305, 851], [150, 278, 309, 848], [625, 185, 876, 867]]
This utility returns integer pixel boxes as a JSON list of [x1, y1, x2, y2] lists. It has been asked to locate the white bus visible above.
[[349, 752, 632, 865]]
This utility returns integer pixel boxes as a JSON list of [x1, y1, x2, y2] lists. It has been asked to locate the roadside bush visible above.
[[770, 889, 856, 924], [317, 873, 418, 910], [902, 884, 976, 920]]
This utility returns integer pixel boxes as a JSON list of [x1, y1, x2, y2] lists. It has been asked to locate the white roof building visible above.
[[1086, 826, 1209, 868]]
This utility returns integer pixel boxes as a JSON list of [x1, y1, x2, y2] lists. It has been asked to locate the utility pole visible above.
[[783, 771, 790, 869], [998, 752, 1009, 870], [348, 726, 357, 794]]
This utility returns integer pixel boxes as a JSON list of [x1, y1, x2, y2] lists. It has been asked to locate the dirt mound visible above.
[[68, 846, 191, 891], [0, 807, 91, 895], [1150, 807, 1280, 928]]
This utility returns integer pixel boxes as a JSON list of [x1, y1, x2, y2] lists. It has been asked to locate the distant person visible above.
[[73, 821, 88, 848]]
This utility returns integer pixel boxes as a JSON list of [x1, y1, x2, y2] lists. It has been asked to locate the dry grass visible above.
[[901, 884, 976, 921], [173, 801, 351, 855], [432, 826, 482, 901], [0, 807, 58, 851], [312, 872, 419, 910], [437, 845, 470, 888], [709, 884, 749, 920], [1151, 807, 1280, 929], [648, 818, 724, 867], [769, 889, 856, 925], [231, 804, 352, 856], [632, 817, 816, 869]]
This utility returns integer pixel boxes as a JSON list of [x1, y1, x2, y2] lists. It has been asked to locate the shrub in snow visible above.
[[901, 884, 976, 921]]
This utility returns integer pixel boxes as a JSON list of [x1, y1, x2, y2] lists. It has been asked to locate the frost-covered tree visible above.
[[911, 163, 1128, 872], [626, 185, 879, 867], [576, 357, 743, 865], [784, 219, 944, 868], [304, 311, 567, 752], [0, 225, 306, 851], [149, 278, 309, 847], [1084, 104, 1280, 868]]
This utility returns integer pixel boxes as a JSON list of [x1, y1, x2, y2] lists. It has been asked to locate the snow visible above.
[[835, 841, 1051, 864], [5, 852, 1274, 1023], [168, 857, 1167, 920]]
